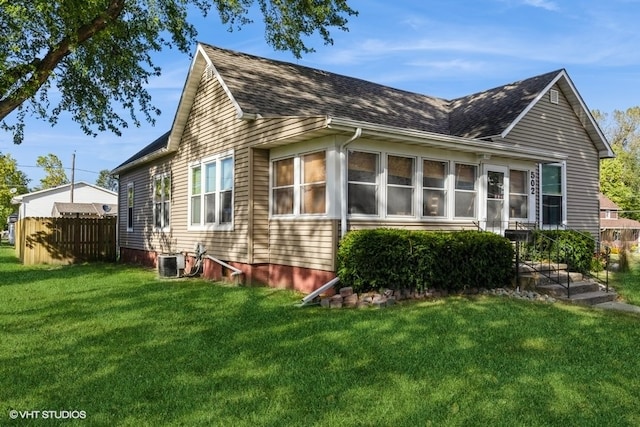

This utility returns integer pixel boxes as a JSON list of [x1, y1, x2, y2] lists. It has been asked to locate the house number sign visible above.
[[530, 171, 536, 195]]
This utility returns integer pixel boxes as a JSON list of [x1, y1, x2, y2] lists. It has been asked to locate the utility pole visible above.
[[70, 151, 76, 203]]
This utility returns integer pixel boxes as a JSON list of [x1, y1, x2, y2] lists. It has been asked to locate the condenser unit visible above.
[[158, 254, 185, 278]]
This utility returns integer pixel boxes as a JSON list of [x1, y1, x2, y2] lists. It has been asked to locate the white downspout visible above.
[[340, 127, 362, 238]]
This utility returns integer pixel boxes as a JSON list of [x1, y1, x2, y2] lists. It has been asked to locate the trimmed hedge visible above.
[[524, 230, 595, 274], [337, 229, 514, 293]]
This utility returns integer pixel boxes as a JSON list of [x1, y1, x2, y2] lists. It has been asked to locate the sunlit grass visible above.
[[1, 243, 640, 426], [609, 252, 640, 305]]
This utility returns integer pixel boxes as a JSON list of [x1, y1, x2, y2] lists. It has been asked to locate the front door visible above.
[[485, 167, 507, 233]]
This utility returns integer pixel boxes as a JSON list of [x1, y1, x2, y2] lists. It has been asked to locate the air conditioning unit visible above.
[[158, 254, 185, 278]]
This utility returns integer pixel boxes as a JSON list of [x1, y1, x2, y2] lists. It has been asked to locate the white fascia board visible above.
[[327, 117, 566, 162]]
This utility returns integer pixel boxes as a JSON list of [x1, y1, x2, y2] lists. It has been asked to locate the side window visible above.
[[189, 152, 234, 228], [126, 183, 134, 231], [301, 151, 326, 214], [348, 150, 379, 215], [153, 174, 171, 230], [387, 155, 415, 216], [454, 164, 477, 218], [423, 160, 447, 217], [271, 151, 327, 216], [541, 163, 564, 226], [509, 170, 528, 219], [272, 157, 294, 215]]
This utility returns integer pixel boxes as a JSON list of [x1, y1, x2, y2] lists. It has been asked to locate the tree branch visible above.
[[0, 0, 125, 121]]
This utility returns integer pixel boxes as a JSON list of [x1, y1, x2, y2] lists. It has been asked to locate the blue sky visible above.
[[2, 0, 640, 186]]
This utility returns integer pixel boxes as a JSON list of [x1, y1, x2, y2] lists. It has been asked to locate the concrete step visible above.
[[559, 290, 618, 306], [536, 281, 600, 297]]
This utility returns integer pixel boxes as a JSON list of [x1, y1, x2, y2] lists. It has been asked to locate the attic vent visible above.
[[550, 89, 559, 104], [205, 65, 214, 80]]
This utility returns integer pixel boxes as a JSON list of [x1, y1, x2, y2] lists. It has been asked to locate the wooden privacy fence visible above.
[[16, 217, 117, 265]]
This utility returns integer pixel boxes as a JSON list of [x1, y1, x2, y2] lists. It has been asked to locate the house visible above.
[[112, 43, 613, 293], [599, 193, 640, 248], [11, 182, 118, 219]]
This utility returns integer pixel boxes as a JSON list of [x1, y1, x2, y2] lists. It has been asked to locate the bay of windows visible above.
[[190, 153, 233, 228], [346, 151, 485, 221]]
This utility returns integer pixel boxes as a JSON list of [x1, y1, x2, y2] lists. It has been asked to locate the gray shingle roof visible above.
[[449, 70, 562, 138], [115, 46, 570, 172], [202, 43, 561, 139], [112, 130, 170, 173]]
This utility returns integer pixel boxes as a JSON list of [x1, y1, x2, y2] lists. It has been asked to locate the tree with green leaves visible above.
[[96, 169, 118, 192], [36, 153, 69, 190], [596, 107, 640, 220], [0, 152, 30, 229], [0, 0, 357, 143]]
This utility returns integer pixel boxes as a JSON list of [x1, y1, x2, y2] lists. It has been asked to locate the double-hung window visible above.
[[348, 150, 379, 215], [272, 157, 295, 215], [387, 155, 415, 216], [541, 163, 564, 226], [454, 164, 477, 218], [190, 152, 234, 228], [153, 174, 171, 230], [423, 160, 447, 217], [272, 151, 326, 216], [126, 183, 134, 231], [301, 152, 326, 214], [509, 170, 528, 219]]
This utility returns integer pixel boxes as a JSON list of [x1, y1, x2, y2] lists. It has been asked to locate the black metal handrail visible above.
[[513, 222, 572, 297], [558, 226, 610, 293]]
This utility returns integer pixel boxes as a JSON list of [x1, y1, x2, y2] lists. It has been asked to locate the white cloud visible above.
[[522, 0, 559, 11]]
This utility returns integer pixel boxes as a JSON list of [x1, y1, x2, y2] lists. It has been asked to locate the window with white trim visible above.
[[301, 151, 326, 214], [454, 163, 477, 218], [541, 163, 564, 226], [272, 151, 326, 216], [272, 157, 294, 215], [423, 159, 448, 217], [387, 155, 415, 216], [189, 152, 234, 228], [348, 150, 379, 215], [126, 183, 134, 231], [153, 174, 171, 230], [509, 170, 528, 219]]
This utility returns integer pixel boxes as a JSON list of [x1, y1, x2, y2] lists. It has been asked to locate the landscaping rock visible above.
[[339, 287, 354, 297]]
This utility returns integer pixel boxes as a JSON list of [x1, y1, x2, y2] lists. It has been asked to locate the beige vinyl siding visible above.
[[250, 148, 270, 263], [502, 83, 600, 237], [169, 70, 328, 262], [269, 218, 338, 271], [118, 157, 174, 252]]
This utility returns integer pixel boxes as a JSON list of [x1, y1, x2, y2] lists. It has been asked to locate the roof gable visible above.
[[449, 70, 561, 139], [116, 44, 613, 172]]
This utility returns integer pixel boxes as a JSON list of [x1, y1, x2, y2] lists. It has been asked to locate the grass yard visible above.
[[608, 252, 640, 305], [2, 243, 640, 426]]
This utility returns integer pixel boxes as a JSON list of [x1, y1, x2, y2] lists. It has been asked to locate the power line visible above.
[[16, 164, 103, 175]]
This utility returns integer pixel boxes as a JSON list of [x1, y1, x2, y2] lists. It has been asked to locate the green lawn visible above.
[[2, 243, 640, 426], [608, 252, 640, 305]]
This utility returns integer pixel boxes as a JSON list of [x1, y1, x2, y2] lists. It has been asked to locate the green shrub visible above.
[[337, 228, 514, 293], [524, 230, 595, 274]]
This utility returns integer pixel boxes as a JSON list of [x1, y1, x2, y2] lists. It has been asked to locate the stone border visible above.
[[318, 286, 557, 309]]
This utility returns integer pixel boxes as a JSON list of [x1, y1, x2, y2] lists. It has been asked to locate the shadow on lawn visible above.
[[3, 278, 640, 426]]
